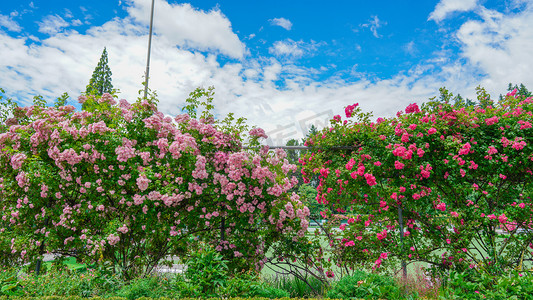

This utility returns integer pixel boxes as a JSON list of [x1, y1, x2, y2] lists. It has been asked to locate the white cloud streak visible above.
[[429, 0, 478, 22], [269, 39, 304, 58], [0, 14, 22, 32], [269, 17, 292, 30], [38, 15, 70, 35], [361, 15, 385, 38]]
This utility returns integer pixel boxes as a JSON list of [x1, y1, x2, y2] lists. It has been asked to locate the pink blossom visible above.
[[107, 234, 120, 246], [345, 240, 355, 246], [405, 103, 420, 114], [428, 128, 437, 135], [485, 116, 499, 125], [249, 128, 268, 139], [10, 153, 27, 170], [458, 143, 471, 155], [117, 225, 129, 234], [345, 158, 356, 170], [15, 172, 28, 188], [373, 258, 382, 269], [345, 103, 359, 118], [392, 146, 407, 157], [512, 138, 527, 150], [436, 202, 446, 211], [364, 173, 377, 186], [394, 160, 405, 170], [377, 229, 387, 240], [498, 214, 508, 224], [136, 175, 151, 191], [487, 146, 498, 155]]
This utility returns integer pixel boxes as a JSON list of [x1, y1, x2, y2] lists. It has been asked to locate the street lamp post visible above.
[[143, 0, 155, 99]]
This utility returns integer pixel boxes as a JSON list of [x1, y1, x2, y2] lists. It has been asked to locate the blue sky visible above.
[[1, 0, 533, 144]]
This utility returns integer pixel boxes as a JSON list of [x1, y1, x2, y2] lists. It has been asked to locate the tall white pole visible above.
[[143, 0, 155, 99]]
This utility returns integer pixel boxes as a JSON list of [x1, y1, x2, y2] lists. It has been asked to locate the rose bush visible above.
[[301, 87, 533, 276], [0, 87, 309, 278]]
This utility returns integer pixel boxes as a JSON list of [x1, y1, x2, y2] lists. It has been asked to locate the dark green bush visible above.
[[443, 270, 533, 299], [253, 286, 290, 299], [327, 270, 400, 300], [114, 276, 175, 300], [183, 246, 229, 297], [264, 275, 326, 298]]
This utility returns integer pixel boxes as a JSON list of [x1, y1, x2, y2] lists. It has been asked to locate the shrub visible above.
[[302, 87, 533, 276], [0, 87, 309, 279], [327, 270, 401, 299]]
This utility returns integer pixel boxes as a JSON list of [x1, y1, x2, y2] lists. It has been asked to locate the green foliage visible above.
[[298, 184, 322, 220], [252, 286, 290, 299], [182, 86, 249, 142], [265, 275, 325, 298], [85, 47, 114, 97], [114, 276, 174, 300], [0, 268, 21, 296], [442, 269, 533, 299], [327, 270, 400, 299], [184, 246, 229, 297], [219, 272, 263, 298], [0, 88, 18, 132], [182, 86, 215, 120], [54, 92, 70, 108], [32, 95, 47, 107]]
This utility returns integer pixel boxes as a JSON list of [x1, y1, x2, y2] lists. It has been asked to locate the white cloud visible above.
[[429, 0, 478, 22], [0, 14, 22, 32], [3, 0, 533, 145], [38, 15, 70, 35], [404, 41, 416, 55], [64, 9, 74, 19], [361, 15, 385, 38], [268, 39, 324, 60], [455, 5, 533, 93], [269, 17, 292, 30], [269, 39, 304, 58], [125, 0, 245, 59]]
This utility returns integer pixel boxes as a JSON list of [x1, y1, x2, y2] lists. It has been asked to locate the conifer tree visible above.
[[85, 47, 113, 96]]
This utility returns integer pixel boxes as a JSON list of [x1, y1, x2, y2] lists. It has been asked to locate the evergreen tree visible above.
[[85, 47, 113, 96]]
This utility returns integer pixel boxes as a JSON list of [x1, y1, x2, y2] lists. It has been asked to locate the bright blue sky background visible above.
[[1, 0, 533, 144]]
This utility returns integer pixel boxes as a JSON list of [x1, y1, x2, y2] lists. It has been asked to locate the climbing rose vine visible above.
[[0, 89, 309, 278], [301, 87, 533, 276]]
